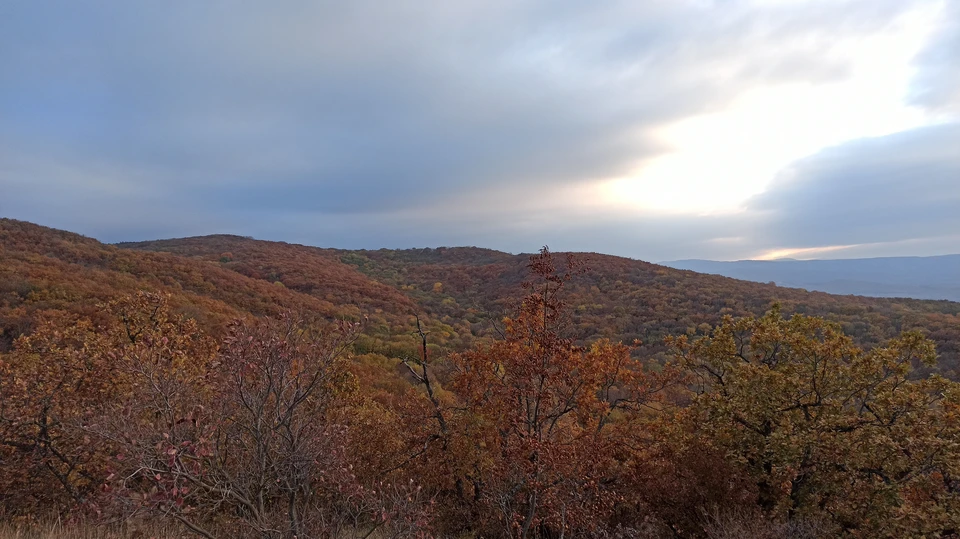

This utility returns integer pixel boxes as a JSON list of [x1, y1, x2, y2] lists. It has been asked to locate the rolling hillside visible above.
[[4, 217, 959, 373], [6, 218, 960, 535], [120, 232, 960, 375], [0, 219, 410, 351]]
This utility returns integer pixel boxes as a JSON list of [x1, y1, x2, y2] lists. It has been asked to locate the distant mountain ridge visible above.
[[663, 255, 960, 302]]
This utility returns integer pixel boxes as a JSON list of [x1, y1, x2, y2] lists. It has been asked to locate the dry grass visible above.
[[0, 519, 187, 539], [702, 510, 838, 539], [0, 520, 408, 539]]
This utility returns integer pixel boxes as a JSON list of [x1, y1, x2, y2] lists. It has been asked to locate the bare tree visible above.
[[99, 310, 431, 538]]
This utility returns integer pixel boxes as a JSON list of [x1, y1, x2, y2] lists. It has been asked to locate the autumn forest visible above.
[[3, 218, 960, 538]]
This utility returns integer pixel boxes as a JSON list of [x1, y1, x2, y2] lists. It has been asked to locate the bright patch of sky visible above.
[[603, 1, 946, 214]]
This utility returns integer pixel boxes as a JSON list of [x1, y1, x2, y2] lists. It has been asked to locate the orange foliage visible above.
[[5, 219, 960, 537]]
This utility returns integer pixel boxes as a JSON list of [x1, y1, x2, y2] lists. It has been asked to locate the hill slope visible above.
[[118, 234, 960, 375], [9, 222, 960, 535], [4, 218, 959, 374], [0, 219, 410, 351], [664, 255, 960, 301]]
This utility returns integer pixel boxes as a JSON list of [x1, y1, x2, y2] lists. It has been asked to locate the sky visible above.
[[1, 0, 958, 262]]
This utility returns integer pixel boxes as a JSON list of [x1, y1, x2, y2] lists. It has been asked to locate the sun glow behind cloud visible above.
[[601, 1, 945, 215], [754, 243, 862, 261]]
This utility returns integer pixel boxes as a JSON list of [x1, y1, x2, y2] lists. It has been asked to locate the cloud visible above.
[[910, 0, 960, 113], [0, 0, 954, 261], [745, 122, 960, 254]]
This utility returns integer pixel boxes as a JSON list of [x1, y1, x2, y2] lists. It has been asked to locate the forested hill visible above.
[[121, 231, 960, 376], [0, 219, 413, 350], [3, 217, 960, 372], [6, 220, 960, 535]]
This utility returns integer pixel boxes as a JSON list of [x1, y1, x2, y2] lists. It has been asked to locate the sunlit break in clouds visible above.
[[604, 1, 944, 214], [1, 0, 958, 261]]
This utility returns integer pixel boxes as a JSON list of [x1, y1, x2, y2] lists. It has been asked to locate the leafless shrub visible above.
[[93, 310, 433, 538]]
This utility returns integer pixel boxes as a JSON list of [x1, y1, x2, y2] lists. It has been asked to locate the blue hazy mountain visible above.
[[662, 255, 960, 302]]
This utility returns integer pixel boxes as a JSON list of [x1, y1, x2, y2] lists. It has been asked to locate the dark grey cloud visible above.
[[0, 0, 955, 261], [746, 123, 960, 253]]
